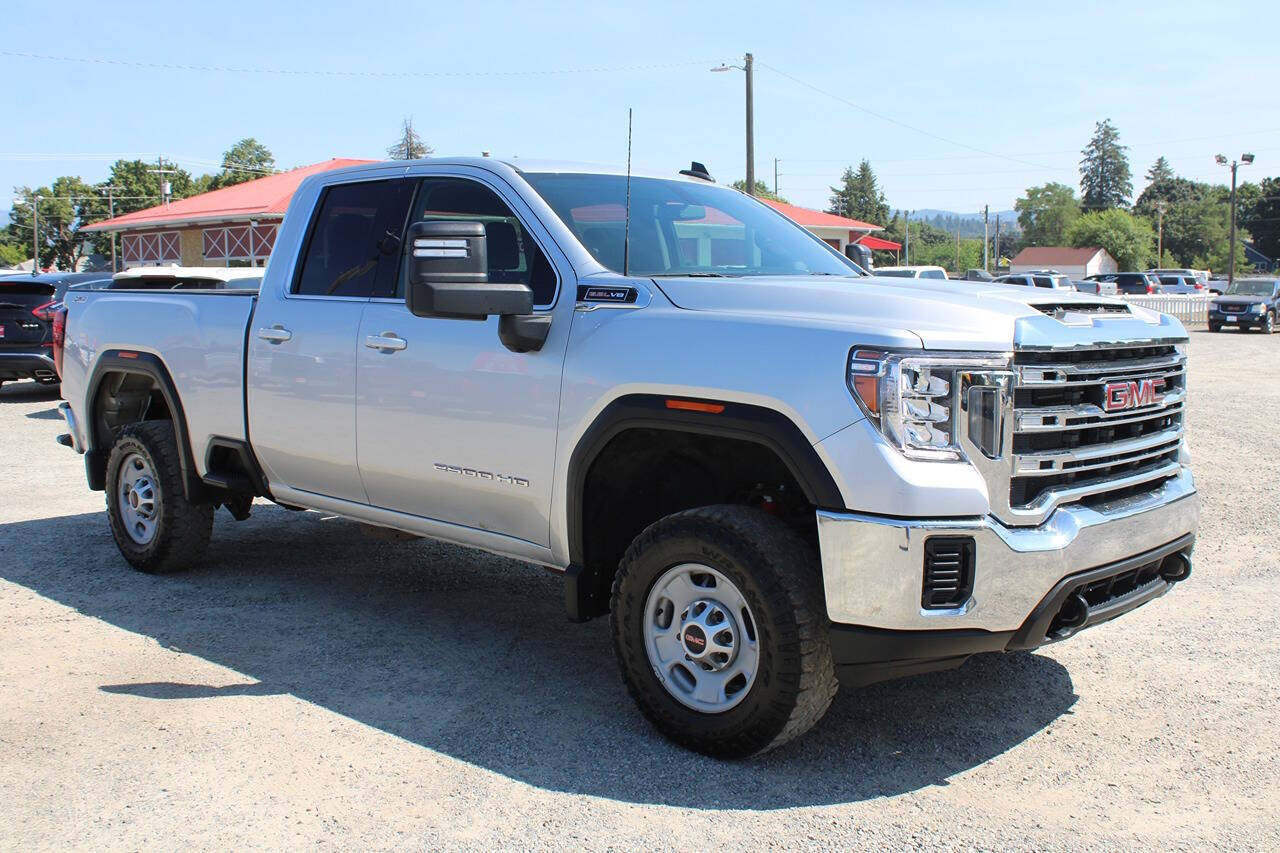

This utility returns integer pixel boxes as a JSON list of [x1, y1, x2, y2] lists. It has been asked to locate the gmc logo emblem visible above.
[[1103, 378, 1166, 412]]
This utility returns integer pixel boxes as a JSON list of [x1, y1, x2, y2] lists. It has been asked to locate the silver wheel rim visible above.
[[117, 452, 159, 545], [642, 563, 760, 714]]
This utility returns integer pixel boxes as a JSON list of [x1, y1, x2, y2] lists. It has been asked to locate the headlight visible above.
[[847, 349, 1011, 461], [1249, 303, 1265, 313]]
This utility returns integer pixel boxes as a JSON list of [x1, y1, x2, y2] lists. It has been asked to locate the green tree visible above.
[[208, 138, 276, 189], [1242, 176, 1280, 260], [1065, 208, 1155, 270], [102, 158, 195, 217], [1144, 156, 1175, 186], [1135, 175, 1209, 218], [7, 177, 110, 270], [387, 117, 432, 160], [1079, 119, 1132, 210], [0, 242, 24, 267], [827, 160, 888, 224], [729, 179, 789, 203], [1015, 182, 1081, 246]]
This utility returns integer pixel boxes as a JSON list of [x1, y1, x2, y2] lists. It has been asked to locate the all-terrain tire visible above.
[[610, 505, 838, 758], [105, 420, 214, 574]]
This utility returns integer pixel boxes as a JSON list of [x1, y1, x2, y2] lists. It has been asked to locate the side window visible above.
[[402, 177, 558, 306], [294, 179, 411, 298], [1032, 276, 1053, 288], [922, 269, 946, 279]]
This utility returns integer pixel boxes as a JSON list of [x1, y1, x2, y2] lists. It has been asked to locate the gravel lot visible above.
[[1, 330, 1277, 850]]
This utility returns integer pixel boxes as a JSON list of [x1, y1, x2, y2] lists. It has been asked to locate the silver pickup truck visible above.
[[58, 158, 1198, 757]]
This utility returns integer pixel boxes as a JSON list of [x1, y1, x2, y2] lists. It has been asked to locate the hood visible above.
[[650, 274, 1183, 350], [1213, 294, 1271, 305]]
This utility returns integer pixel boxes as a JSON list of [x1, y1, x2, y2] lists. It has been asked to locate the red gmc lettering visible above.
[[1104, 378, 1166, 411]]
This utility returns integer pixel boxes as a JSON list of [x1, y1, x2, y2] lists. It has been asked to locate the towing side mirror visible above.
[[404, 220, 551, 353], [405, 221, 533, 320]]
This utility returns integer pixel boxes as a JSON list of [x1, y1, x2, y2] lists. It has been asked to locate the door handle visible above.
[[257, 326, 292, 344], [364, 333, 407, 352]]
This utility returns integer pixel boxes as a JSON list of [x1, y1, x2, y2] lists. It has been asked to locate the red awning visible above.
[[854, 235, 901, 251]]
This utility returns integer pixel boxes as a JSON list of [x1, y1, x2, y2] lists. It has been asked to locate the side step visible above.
[[200, 471, 254, 492]]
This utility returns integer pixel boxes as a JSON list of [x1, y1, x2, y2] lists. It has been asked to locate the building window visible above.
[[202, 224, 277, 266], [121, 231, 181, 267]]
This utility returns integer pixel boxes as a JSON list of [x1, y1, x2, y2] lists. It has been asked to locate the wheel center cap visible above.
[[681, 625, 707, 656]]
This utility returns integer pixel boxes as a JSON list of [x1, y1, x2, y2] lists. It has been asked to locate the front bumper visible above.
[[817, 468, 1198, 682], [1209, 309, 1264, 326], [0, 350, 58, 382]]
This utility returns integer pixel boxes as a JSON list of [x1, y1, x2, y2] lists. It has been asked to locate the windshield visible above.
[[523, 173, 861, 278], [1227, 280, 1277, 296]]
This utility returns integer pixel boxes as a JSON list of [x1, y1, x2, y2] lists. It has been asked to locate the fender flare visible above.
[[84, 350, 212, 502], [564, 394, 843, 566]]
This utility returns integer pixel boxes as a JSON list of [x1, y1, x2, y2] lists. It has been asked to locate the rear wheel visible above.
[[610, 505, 837, 758], [105, 421, 214, 573]]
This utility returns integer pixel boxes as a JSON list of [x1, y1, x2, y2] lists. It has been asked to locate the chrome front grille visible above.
[[1007, 344, 1185, 517]]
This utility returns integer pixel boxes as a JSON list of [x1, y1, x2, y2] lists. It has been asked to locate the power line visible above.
[[0, 49, 712, 78], [758, 61, 1052, 170]]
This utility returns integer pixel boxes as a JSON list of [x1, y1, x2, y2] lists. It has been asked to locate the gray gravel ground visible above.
[[0, 330, 1277, 850]]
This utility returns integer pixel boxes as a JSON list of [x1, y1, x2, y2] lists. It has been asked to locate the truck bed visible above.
[[63, 289, 258, 477]]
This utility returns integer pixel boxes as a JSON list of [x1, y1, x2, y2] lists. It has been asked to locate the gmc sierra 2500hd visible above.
[[58, 158, 1198, 757]]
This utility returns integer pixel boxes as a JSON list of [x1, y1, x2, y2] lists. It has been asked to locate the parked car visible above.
[[57, 157, 1197, 757], [1073, 278, 1119, 297], [1085, 272, 1163, 295], [1207, 278, 1230, 295], [0, 271, 113, 389], [872, 265, 949, 280], [1156, 275, 1206, 295], [1207, 278, 1280, 333], [957, 268, 994, 282], [993, 271, 1075, 291], [1149, 267, 1209, 285]]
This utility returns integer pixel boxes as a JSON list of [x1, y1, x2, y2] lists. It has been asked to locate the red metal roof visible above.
[[83, 158, 377, 232], [760, 198, 882, 231], [853, 234, 901, 251], [1009, 246, 1108, 265]]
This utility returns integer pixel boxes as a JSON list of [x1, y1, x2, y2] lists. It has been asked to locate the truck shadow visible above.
[[0, 505, 1076, 810], [0, 381, 60, 403]]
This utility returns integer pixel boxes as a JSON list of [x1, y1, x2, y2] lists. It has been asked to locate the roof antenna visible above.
[[623, 107, 633, 277]]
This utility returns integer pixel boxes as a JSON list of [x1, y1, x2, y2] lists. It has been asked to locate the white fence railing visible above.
[[1122, 294, 1212, 327]]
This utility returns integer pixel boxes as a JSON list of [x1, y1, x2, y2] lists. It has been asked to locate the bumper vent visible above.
[[922, 537, 975, 609]]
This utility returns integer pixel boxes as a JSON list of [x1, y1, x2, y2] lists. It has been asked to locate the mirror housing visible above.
[[405, 220, 534, 320]]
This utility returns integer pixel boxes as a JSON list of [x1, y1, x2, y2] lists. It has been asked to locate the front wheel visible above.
[[1209, 323, 1222, 333], [105, 421, 214, 573], [610, 505, 838, 758]]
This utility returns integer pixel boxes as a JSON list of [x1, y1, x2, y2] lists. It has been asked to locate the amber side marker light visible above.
[[118, 351, 139, 359], [848, 349, 884, 416], [665, 399, 725, 414]]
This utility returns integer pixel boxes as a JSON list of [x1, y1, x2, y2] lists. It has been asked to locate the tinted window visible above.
[[1032, 276, 1054, 288], [525, 173, 857, 279], [921, 269, 947, 279], [295, 179, 411, 298], [876, 269, 917, 278], [403, 178, 557, 305]]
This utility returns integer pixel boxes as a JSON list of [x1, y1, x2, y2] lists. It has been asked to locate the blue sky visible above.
[[4, 0, 1278, 216]]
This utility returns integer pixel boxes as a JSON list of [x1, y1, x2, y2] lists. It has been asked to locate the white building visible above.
[[1009, 246, 1118, 278]]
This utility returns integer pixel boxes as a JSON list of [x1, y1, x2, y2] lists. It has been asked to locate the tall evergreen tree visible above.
[[1079, 119, 1132, 210], [1144, 156, 1174, 186], [827, 160, 888, 224], [387, 117, 433, 160]]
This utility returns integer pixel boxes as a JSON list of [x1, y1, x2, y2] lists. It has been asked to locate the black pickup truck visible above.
[[1208, 278, 1280, 333]]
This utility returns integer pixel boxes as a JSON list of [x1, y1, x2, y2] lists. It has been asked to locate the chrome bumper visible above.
[[817, 467, 1199, 632], [58, 401, 84, 452]]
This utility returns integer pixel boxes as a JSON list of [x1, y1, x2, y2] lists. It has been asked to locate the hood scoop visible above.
[[1032, 302, 1131, 321]]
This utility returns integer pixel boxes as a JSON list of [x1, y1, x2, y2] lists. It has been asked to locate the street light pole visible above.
[[712, 53, 756, 196], [744, 52, 754, 196], [31, 195, 39, 275], [1216, 152, 1254, 288], [1155, 200, 1167, 266]]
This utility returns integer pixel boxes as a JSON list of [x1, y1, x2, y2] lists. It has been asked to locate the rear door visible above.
[[247, 177, 412, 502]]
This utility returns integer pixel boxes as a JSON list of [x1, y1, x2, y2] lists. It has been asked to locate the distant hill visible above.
[[900, 208, 1020, 240]]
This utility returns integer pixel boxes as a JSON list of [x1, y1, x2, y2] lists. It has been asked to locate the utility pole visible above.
[[982, 205, 989, 272], [148, 158, 179, 208], [994, 215, 1001, 270], [101, 185, 121, 272], [904, 212, 911, 265], [1155, 200, 1168, 266], [774, 157, 779, 197], [31, 195, 40, 275]]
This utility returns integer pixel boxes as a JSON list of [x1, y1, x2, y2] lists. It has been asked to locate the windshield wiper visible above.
[[651, 271, 733, 278]]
